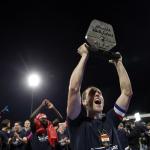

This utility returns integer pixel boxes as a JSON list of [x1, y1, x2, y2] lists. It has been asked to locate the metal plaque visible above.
[[85, 19, 116, 51]]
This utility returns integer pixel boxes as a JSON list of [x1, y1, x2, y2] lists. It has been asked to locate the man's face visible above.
[[92, 91, 104, 113], [14, 123, 21, 132], [147, 125, 150, 130], [118, 123, 124, 129], [86, 89, 104, 114], [40, 117, 48, 127], [130, 123, 135, 129], [58, 122, 67, 132], [24, 120, 30, 128]]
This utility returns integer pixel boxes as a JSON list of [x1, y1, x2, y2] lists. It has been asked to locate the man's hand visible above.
[[22, 137, 28, 143], [42, 99, 54, 109], [30, 98, 53, 119], [8, 138, 13, 144], [109, 52, 122, 65], [77, 43, 89, 57], [14, 132, 20, 139], [46, 100, 54, 109], [41, 99, 49, 107]]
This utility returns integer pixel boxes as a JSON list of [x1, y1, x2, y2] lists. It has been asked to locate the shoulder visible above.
[[67, 105, 86, 127], [105, 108, 123, 128]]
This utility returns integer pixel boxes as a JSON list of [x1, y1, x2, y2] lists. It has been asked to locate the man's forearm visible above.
[[69, 54, 88, 91], [50, 106, 63, 120], [116, 61, 132, 96], [30, 104, 43, 119], [67, 43, 89, 119]]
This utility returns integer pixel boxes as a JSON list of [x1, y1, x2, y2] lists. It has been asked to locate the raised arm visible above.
[[110, 53, 133, 112], [67, 43, 89, 120], [30, 99, 63, 121], [30, 99, 46, 120], [46, 99, 63, 121]]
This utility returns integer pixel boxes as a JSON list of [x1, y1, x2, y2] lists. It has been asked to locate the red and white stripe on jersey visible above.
[[114, 103, 126, 120]]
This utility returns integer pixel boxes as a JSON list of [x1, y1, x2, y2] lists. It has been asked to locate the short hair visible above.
[[24, 120, 30, 123], [14, 121, 22, 126], [82, 86, 101, 102], [0, 119, 10, 128]]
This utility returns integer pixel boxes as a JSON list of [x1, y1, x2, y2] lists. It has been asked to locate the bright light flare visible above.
[[134, 112, 141, 122], [27, 73, 41, 88]]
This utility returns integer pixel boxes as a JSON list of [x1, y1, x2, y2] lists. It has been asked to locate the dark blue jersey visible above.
[[67, 104, 125, 150]]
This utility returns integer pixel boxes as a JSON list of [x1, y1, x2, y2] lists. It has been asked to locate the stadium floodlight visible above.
[[134, 112, 141, 122]]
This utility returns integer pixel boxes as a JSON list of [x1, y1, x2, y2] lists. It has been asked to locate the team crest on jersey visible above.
[[99, 130, 110, 147]]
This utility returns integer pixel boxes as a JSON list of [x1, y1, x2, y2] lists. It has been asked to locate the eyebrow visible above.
[[96, 90, 102, 94]]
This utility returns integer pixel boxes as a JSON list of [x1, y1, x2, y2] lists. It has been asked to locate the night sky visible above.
[[0, 1, 150, 123]]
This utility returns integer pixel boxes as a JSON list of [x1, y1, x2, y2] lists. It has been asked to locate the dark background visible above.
[[0, 1, 150, 122]]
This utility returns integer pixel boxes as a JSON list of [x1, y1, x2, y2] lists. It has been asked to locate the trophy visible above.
[[85, 19, 120, 59]]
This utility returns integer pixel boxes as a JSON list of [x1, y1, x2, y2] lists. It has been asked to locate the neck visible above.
[[87, 111, 103, 119], [25, 127, 30, 131], [94, 113, 102, 119]]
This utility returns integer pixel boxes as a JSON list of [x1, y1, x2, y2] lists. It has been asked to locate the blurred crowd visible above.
[[117, 121, 150, 150], [0, 118, 71, 150], [1, 102, 150, 150], [1, 113, 150, 150], [0, 99, 71, 150]]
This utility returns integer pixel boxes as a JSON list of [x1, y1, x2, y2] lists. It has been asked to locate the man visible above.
[[128, 122, 147, 150], [117, 123, 129, 149], [146, 122, 150, 150], [57, 121, 70, 150], [67, 43, 133, 150], [22, 120, 32, 150], [9, 121, 27, 150], [23, 120, 31, 132], [29, 98, 63, 150], [0, 119, 11, 150]]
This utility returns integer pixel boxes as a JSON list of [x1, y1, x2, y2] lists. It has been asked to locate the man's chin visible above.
[[94, 109, 102, 113], [94, 107, 103, 113]]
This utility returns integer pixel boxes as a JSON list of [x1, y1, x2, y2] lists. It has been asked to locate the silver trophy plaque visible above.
[[85, 19, 120, 59], [85, 19, 116, 51]]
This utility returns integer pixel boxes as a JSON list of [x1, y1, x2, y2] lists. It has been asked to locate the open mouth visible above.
[[94, 100, 101, 105]]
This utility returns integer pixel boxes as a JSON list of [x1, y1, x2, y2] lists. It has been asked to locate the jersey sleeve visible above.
[[106, 103, 126, 128], [67, 104, 86, 127], [114, 103, 126, 120]]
